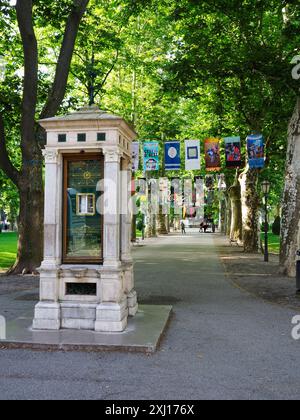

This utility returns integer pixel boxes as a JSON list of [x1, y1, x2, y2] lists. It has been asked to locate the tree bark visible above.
[[228, 180, 243, 242], [219, 198, 226, 234], [145, 213, 157, 238], [239, 167, 260, 253], [8, 165, 44, 274], [7, 1, 42, 274], [131, 214, 137, 242], [280, 98, 300, 276], [157, 205, 168, 235], [225, 195, 232, 237]]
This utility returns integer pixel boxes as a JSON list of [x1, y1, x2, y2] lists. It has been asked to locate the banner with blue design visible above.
[[143, 142, 159, 171], [247, 134, 265, 169], [165, 141, 181, 171], [224, 137, 241, 168], [185, 140, 201, 171]]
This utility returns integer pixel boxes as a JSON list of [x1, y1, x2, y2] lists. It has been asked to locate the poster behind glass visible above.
[[65, 158, 102, 261]]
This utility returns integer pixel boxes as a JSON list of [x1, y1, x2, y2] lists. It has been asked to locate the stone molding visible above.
[[103, 148, 123, 163], [43, 149, 58, 164]]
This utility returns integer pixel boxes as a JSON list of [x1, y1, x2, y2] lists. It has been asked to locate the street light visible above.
[[262, 180, 271, 262]]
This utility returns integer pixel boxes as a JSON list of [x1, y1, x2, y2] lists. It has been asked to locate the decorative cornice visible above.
[[103, 149, 123, 163]]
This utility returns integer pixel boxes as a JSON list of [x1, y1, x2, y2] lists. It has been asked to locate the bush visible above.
[[272, 216, 281, 236]]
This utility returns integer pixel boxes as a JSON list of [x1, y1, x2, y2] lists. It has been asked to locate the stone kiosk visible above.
[[33, 105, 138, 332]]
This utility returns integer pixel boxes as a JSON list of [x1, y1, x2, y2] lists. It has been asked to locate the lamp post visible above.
[[262, 180, 271, 262]]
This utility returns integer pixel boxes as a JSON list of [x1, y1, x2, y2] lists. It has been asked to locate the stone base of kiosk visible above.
[[33, 263, 137, 332]]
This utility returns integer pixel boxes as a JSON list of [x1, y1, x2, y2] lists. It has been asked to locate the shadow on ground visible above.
[[217, 236, 300, 311]]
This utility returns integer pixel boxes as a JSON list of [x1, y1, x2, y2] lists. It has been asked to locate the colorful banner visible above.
[[131, 142, 140, 172], [143, 142, 159, 171], [247, 134, 265, 169], [185, 140, 201, 171], [165, 141, 181, 171], [205, 138, 221, 172], [224, 137, 241, 168]]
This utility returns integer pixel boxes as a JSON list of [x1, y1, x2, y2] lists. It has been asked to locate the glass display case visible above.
[[63, 154, 104, 263]]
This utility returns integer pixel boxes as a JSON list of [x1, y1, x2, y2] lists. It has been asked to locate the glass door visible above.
[[63, 154, 104, 264]]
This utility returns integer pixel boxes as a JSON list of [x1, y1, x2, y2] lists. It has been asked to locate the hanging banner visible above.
[[165, 141, 181, 171], [185, 140, 201, 171], [247, 134, 265, 169], [143, 142, 159, 171], [205, 138, 221, 172], [224, 137, 241, 168], [131, 142, 140, 173]]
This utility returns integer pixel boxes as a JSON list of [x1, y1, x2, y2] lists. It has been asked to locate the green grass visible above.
[[261, 232, 280, 254], [0, 232, 18, 270]]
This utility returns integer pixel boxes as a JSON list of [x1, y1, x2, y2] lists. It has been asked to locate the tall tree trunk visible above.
[[219, 198, 226, 234], [145, 214, 157, 238], [8, 160, 44, 274], [280, 98, 300, 276], [225, 195, 232, 237], [157, 205, 168, 235], [131, 214, 137, 242], [239, 167, 260, 252], [228, 181, 243, 242], [166, 215, 170, 233]]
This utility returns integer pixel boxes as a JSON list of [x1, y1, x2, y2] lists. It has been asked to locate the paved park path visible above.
[[0, 232, 299, 400]]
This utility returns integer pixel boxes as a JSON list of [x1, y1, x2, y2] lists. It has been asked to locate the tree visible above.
[[228, 172, 243, 243], [0, 0, 89, 274], [69, 0, 125, 106], [280, 99, 300, 276], [159, 0, 299, 252]]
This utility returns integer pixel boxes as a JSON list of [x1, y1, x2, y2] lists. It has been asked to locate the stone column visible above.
[[33, 149, 61, 330], [95, 148, 128, 332], [121, 159, 138, 316], [102, 149, 122, 268]]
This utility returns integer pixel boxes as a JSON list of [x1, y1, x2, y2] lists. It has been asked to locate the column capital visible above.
[[103, 148, 123, 163], [43, 149, 59, 164]]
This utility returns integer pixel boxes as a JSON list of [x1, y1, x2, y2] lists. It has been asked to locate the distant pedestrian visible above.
[[199, 221, 208, 233], [181, 221, 186, 235]]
